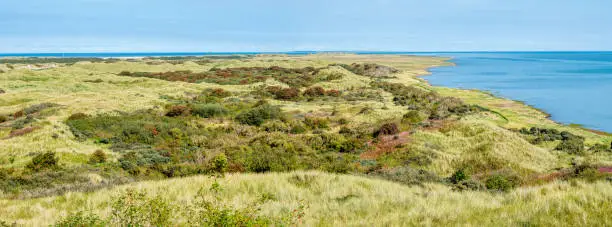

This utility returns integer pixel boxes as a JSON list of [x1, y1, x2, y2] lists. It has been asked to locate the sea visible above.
[[2, 51, 611, 132]]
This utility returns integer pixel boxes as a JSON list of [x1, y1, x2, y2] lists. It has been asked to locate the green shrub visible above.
[[0, 88, 5, 94], [11, 115, 35, 130], [485, 172, 521, 192], [589, 143, 611, 153], [555, 136, 585, 154], [450, 169, 469, 184], [261, 120, 290, 132], [55, 211, 106, 227], [191, 104, 228, 118], [88, 150, 107, 164], [402, 110, 426, 125], [212, 153, 228, 174], [27, 152, 58, 172], [111, 189, 173, 226], [303, 116, 329, 129], [0, 115, 8, 123], [235, 104, 282, 126]]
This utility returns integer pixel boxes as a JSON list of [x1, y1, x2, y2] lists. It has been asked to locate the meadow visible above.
[[1, 54, 611, 226]]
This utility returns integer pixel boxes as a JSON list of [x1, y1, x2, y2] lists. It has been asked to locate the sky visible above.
[[1, 0, 611, 52]]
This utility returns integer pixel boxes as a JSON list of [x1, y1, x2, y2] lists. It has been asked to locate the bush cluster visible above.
[[333, 63, 399, 78]]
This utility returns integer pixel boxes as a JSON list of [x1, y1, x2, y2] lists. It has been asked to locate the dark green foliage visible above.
[[0, 115, 7, 123], [369, 167, 440, 185], [88, 150, 107, 164], [55, 211, 106, 227], [191, 104, 228, 118], [519, 127, 564, 144], [333, 63, 399, 78], [485, 171, 521, 192], [555, 132, 585, 154], [27, 152, 58, 172], [373, 123, 399, 137], [450, 169, 469, 184], [235, 104, 282, 126], [0, 88, 5, 94]]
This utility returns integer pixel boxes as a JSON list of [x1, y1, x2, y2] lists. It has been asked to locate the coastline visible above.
[[418, 57, 611, 136]]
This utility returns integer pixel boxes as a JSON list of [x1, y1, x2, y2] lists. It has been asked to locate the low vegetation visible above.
[[1, 54, 612, 225]]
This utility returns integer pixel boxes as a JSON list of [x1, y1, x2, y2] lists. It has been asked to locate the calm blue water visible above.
[[423, 52, 612, 132]]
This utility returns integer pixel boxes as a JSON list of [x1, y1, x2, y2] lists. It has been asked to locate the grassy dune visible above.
[[1, 54, 612, 226], [2, 171, 612, 226]]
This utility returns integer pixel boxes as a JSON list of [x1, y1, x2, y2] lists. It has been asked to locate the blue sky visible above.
[[1, 0, 611, 52]]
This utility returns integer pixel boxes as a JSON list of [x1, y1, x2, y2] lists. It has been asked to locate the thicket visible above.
[[519, 127, 585, 154], [119, 66, 340, 87], [372, 81, 476, 121], [332, 63, 399, 78]]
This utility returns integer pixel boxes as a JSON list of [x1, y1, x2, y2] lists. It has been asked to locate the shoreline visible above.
[[418, 57, 612, 135]]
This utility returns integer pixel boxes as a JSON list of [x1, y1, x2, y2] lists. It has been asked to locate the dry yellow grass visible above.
[[2, 171, 612, 226]]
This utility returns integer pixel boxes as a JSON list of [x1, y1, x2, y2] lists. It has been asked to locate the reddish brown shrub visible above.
[[165, 105, 191, 117], [6, 126, 39, 139], [303, 86, 326, 97], [374, 123, 399, 137]]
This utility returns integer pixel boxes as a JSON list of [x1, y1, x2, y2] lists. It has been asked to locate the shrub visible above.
[[373, 123, 399, 137], [261, 120, 290, 132], [207, 88, 232, 98], [191, 104, 228, 118], [369, 167, 440, 185], [67, 113, 88, 121], [303, 86, 326, 97], [89, 150, 107, 164], [0, 88, 5, 94], [304, 116, 329, 129], [235, 104, 282, 126], [485, 172, 521, 192], [453, 180, 486, 191], [23, 103, 59, 115], [27, 152, 59, 172], [83, 78, 104, 83], [266, 86, 300, 100], [7, 126, 39, 138], [165, 105, 191, 117], [555, 137, 585, 154], [212, 153, 228, 174], [0, 115, 7, 123], [450, 169, 469, 184], [589, 143, 611, 153], [402, 111, 426, 125], [111, 189, 173, 226], [55, 211, 106, 227]]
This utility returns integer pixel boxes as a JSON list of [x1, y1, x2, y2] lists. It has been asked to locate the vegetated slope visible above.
[[2, 171, 612, 226], [1, 54, 612, 225]]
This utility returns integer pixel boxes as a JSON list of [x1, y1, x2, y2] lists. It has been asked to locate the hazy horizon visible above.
[[2, 0, 612, 53]]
